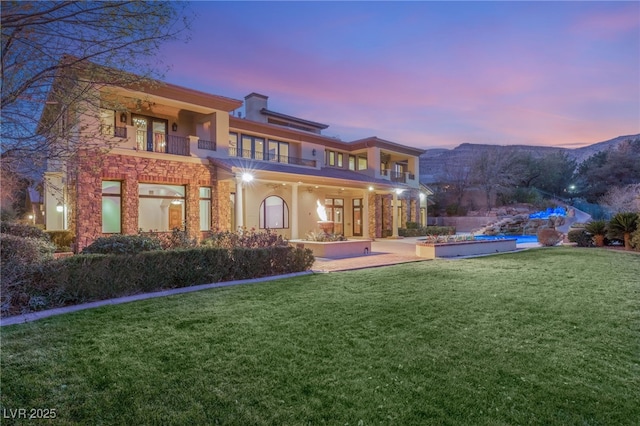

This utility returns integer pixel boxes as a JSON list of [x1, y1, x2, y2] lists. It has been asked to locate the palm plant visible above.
[[608, 212, 639, 250], [585, 220, 607, 247]]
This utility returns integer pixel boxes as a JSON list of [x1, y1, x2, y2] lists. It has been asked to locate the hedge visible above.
[[3, 246, 314, 317]]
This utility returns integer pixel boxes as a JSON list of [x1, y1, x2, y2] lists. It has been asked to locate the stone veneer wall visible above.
[[72, 152, 217, 251], [368, 192, 378, 239]]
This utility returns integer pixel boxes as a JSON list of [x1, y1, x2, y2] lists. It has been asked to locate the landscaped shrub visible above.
[[45, 230, 74, 252], [82, 234, 163, 255], [567, 229, 594, 247], [139, 229, 198, 250], [608, 212, 639, 250], [0, 234, 56, 317], [304, 231, 346, 242], [202, 229, 288, 249], [537, 228, 563, 247], [399, 226, 456, 237], [631, 228, 640, 252], [585, 220, 607, 247], [1, 222, 50, 240]]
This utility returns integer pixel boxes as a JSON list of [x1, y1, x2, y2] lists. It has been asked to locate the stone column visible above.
[[392, 191, 399, 238], [235, 175, 244, 230], [291, 183, 299, 239]]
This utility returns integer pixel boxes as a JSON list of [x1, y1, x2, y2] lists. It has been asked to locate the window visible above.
[[327, 150, 343, 167], [199, 187, 211, 231], [229, 132, 238, 156], [138, 183, 185, 232], [268, 139, 290, 163], [240, 135, 265, 160], [100, 109, 115, 136], [133, 115, 167, 153], [102, 181, 121, 233], [328, 151, 335, 166], [358, 156, 368, 170], [259, 196, 289, 229], [349, 155, 356, 170]]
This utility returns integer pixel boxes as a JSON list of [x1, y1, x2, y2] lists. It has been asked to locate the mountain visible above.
[[419, 134, 640, 184]]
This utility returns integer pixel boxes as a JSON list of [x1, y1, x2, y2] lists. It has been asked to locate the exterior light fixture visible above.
[[120, 112, 127, 123], [172, 122, 178, 132], [170, 199, 182, 205], [369, 186, 374, 191], [56, 203, 64, 213], [242, 172, 253, 183], [419, 193, 426, 200], [395, 188, 404, 195], [312, 149, 316, 156]]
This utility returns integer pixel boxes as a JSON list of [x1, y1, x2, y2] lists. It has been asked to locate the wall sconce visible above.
[[120, 112, 127, 123], [312, 149, 316, 156], [56, 203, 64, 213], [172, 122, 178, 132]]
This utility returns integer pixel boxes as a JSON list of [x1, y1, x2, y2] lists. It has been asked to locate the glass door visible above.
[[353, 199, 363, 236], [133, 114, 167, 153]]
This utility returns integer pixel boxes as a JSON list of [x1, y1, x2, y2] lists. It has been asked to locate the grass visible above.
[[1, 247, 639, 425]]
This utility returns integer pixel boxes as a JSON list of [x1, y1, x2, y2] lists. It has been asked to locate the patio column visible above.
[[362, 189, 369, 239], [235, 175, 244, 230], [291, 183, 299, 239], [392, 191, 399, 238]]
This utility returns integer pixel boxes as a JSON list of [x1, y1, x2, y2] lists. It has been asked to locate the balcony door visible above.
[[133, 114, 167, 153], [352, 198, 363, 236]]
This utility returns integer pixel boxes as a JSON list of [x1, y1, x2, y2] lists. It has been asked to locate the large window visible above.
[[325, 198, 344, 235], [241, 135, 265, 160], [102, 181, 122, 233], [358, 156, 368, 171], [268, 139, 290, 162], [199, 187, 211, 231], [138, 183, 185, 232], [259, 196, 289, 229]]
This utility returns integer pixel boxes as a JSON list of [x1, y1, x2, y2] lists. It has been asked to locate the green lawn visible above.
[[1, 247, 639, 425]]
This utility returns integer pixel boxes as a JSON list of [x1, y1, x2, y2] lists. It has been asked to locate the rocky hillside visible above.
[[420, 134, 639, 184]]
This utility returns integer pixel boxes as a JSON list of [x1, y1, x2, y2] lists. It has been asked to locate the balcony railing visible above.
[[381, 169, 414, 183], [100, 125, 127, 138], [198, 139, 216, 151], [229, 147, 316, 167], [136, 130, 190, 156]]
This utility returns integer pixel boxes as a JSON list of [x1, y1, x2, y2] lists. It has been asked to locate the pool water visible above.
[[474, 235, 538, 244]]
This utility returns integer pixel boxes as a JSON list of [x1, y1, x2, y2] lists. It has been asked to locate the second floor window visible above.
[[133, 115, 167, 153], [268, 140, 290, 163], [240, 135, 265, 160]]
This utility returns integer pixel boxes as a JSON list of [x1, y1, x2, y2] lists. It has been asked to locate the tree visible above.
[[608, 212, 639, 250], [600, 184, 640, 214], [470, 147, 525, 210], [1, 1, 191, 179], [574, 138, 640, 203]]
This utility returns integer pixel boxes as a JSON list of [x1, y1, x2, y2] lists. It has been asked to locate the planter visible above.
[[416, 238, 517, 259], [289, 239, 372, 259]]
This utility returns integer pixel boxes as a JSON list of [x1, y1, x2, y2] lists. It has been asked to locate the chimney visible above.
[[244, 93, 268, 123]]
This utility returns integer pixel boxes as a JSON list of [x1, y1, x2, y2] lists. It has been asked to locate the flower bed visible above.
[[416, 236, 517, 259]]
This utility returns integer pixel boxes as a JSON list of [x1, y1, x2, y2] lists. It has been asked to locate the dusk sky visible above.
[[163, 1, 640, 150]]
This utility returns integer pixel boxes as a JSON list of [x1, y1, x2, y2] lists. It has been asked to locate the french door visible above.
[[132, 114, 168, 153]]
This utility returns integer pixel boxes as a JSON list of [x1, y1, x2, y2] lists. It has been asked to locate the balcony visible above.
[[136, 130, 190, 156], [381, 169, 415, 183], [229, 147, 316, 167], [198, 139, 216, 151]]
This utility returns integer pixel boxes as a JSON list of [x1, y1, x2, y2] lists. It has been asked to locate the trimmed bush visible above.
[[537, 228, 563, 247], [1, 222, 50, 240], [567, 229, 594, 247], [1, 234, 56, 317], [46, 230, 75, 252], [4, 246, 314, 316], [82, 234, 163, 255], [399, 226, 456, 237], [139, 229, 198, 250], [202, 229, 288, 249]]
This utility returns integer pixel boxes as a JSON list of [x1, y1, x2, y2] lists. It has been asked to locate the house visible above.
[[42, 69, 428, 251]]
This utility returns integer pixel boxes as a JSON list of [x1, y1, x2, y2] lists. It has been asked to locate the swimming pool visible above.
[[474, 235, 538, 244]]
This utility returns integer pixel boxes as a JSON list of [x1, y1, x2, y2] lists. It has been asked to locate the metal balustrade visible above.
[[228, 147, 316, 167]]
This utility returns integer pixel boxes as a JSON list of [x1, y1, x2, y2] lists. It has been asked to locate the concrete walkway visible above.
[[1, 237, 537, 326]]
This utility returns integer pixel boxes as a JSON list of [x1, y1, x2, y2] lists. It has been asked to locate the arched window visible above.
[[259, 196, 289, 229]]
